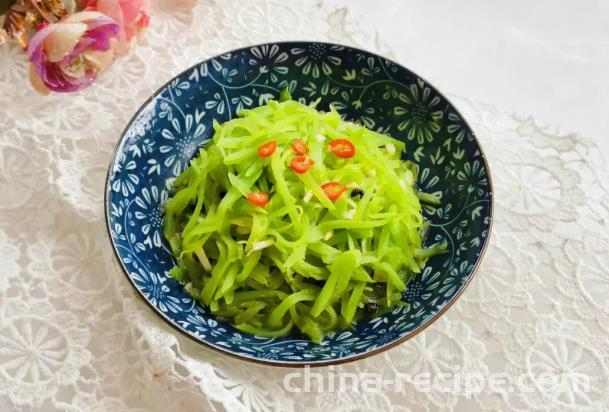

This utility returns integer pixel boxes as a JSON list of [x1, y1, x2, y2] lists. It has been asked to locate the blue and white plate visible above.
[[105, 42, 493, 366]]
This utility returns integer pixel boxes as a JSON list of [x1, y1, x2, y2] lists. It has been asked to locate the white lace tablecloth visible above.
[[1, 1, 609, 411]]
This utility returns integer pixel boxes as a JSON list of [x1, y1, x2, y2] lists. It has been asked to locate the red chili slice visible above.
[[321, 181, 346, 201], [257, 141, 277, 157], [290, 156, 314, 174], [247, 192, 269, 207], [291, 139, 309, 155], [328, 138, 355, 158]]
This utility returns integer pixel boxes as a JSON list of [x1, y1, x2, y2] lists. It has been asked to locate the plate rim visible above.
[[104, 40, 495, 368]]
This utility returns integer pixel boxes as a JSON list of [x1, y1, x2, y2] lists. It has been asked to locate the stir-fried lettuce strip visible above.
[[163, 94, 445, 342]]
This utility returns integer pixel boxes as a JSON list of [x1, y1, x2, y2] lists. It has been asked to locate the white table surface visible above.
[[328, 0, 609, 159]]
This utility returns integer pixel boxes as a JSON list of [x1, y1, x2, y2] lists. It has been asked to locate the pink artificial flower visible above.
[[82, 0, 150, 55], [27, 11, 119, 94]]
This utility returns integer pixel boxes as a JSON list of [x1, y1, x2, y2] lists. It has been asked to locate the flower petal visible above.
[[43, 22, 88, 62], [62, 10, 108, 23], [28, 65, 50, 95]]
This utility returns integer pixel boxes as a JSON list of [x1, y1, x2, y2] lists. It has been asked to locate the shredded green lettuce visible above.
[[163, 93, 445, 343]]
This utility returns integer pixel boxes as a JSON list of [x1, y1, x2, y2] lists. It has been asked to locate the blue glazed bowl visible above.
[[105, 42, 493, 366]]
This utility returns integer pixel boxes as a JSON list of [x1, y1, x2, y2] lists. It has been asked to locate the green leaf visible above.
[[413, 146, 425, 162], [342, 69, 356, 81], [0, 0, 17, 15], [453, 147, 465, 160], [321, 80, 329, 95], [471, 205, 483, 219]]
